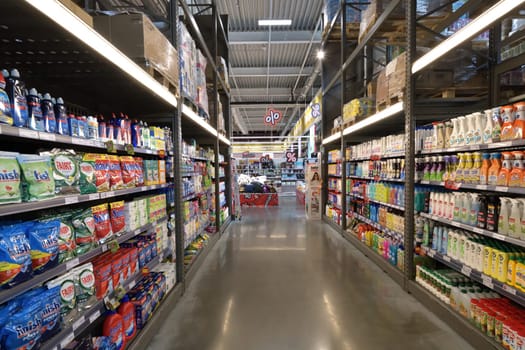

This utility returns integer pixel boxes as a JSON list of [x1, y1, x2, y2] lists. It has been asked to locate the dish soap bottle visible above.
[[456, 116, 467, 146], [450, 118, 459, 147], [483, 109, 494, 144], [473, 112, 484, 144], [54, 97, 68, 135], [465, 114, 475, 145], [479, 153, 491, 185], [513, 102, 525, 139], [501, 105, 516, 140], [508, 198, 522, 239], [492, 107, 503, 142], [498, 198, 512, 236], [41, 93, 56, 133], [26, 88, 43, 131], [0, 73, 12, 125], [5, 69, 28, 127], [470, 152, 482, 185], [509, 151, 524, 187], [497, 152, 513, 186]]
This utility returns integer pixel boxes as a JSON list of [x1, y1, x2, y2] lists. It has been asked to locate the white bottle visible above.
[[483, 109, 494, 144], [448, 193, 455, 220], [508, 198, 522, 239], [469, 193, 480, 226], [518, 199, 525, 240], [453, 193, 463, 222], [461, 193, 471, 224], [473, 112, 484, 145], [498, 197, 512, 236], [458, 233, 467, 263], [465, 114, 475, 145], [429, 192, 436, 215], [445, 121, 453, 148], [437, 192, 445, 217], [456, 116, 467, 146], [450, 118, 459, 147]]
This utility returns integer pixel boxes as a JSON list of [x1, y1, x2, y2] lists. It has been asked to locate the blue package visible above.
[[27, 220, 60, 274], [69, 115, 79, 137], [93, 336, 117, 350], [0, 223, 32, 288], [1, 300, 42, 350], [15, 287, 61, 341]]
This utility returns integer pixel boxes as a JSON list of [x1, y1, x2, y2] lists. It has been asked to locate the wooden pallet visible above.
[[331, 126, 342, 135], [376, 92, 404, 111], [324, 23, 360, 41], [183, 96, 199, 114], [142, 64, 179, 97]]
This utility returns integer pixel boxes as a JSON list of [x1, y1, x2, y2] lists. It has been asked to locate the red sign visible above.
[[264, 109, 283, 126]]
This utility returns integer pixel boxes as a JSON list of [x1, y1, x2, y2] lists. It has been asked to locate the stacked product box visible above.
[[195, 50, 209, 118], [121, 233, 158, 269], [147, 194, 167, 222], [178, 22, 198, 101], [92, 248, 139, 300], [128, 272, 167, 329], [144, 159, 167, 186], [151, 263, 177, 291]]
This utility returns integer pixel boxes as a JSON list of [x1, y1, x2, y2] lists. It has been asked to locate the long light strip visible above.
[[25, 0, 178, 108], [412, 0, 525, 73], [181, 105, 217, 137], [343, 101, 404, 136], [322, 132, 341, 145], [258, 19, 292, 26]]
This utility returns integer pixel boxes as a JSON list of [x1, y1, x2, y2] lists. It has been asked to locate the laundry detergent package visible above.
[[0, 300, 42, 350], [17, 154, 55, 201], [134, 157, 144, 186], [41, 149, 80, 195], [46, 272, 78, 325], [95, 154, 111, 192], [71, 207, 96, 255], [72, 263, 96, 311], [92, 203, 113, 242], [28, 220, 60, 274], [93, 259, 113, 299], [93, 336, 117, 350], [119, 156, 136, 188], [110, 201, 126, 236], [0, 151, 21, 204], [0, 223, 32, 288], [108, 155, 124, 190], [79, 153, 97, 195]]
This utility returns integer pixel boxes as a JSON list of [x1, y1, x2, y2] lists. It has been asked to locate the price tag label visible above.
[[134, 228, 141, 236], [65, 196, 79, 205], [72, 315, 85, 332], [471, 145, 481, 150], [482, 274, 494, 289], [443, 255, 451, 262], [105, 140, 117, 153], [495, 186, 509, 192], [125, 144, 135, 155], [101, 244, 108, 253], [461, 266, 472, 276], [88, 194, 99, 201], [503, 284, 517, 295], [60, 333, 75, 349], [71, 137, 84, 145], [493, 233, 506, 241], [19, 129, 39, 139], [89, 310, 101, 323], [105, 191, 115, 199], [477, 185, 488, 190], [66, 258, 80, 270], [473, 227, 484, 234], [39, 133, 56, 142], [427, 249, 435, 258]]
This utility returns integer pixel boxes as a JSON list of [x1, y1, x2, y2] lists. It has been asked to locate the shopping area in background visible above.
[[327, 102, 525, 349]]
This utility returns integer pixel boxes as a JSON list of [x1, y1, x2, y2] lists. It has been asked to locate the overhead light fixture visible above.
[[182, 105, 217, 138], [258, 19, 292, 26], [317, 50, 325, 60], [322, 133, 341, 145], [343, 102, 404, 136], [25, 0, 178, 108], [412, 0, 524, 73]]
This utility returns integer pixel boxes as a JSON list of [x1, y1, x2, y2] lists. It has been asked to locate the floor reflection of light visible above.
[[323, 293, 352, 350], [239, 247, 306, 251], [223, 298, 233, 333], [255, 234, 307, 239]]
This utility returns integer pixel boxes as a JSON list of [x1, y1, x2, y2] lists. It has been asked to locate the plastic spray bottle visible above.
[[498, 198, 512, 236], [508, 198, 522, 239]]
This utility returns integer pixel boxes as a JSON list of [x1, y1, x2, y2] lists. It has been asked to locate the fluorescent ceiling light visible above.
[[343, 102, 404, 136], [322, 133, 341, 145], [412, 0, 524, 73], [317, 50, 325, 60], [25, 0, 178, 108], [258, 19, 292, 26]]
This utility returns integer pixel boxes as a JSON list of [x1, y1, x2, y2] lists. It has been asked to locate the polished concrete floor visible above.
[[147, 197, 474, 350]]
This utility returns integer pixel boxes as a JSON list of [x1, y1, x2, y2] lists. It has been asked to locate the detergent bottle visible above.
[[501, 105, 516, 140], [508, 198, 522, 239], [487, 153, 502, 186], [479, 153, 491, 185], [473, 112, 484, 144], [117, 295, 136, 343], [103, 311, 126, 350], [456, 116, 467, 146], [450, 118, 459, 146], [519, 199, 525, 240], [41, 93, 56, 133], [465, 114, 475, 145], [455, 153, 465, 183], [470, 152, 482, 185], [498, 152, 513, 186], [469, 193, 480, 226], [513, 102, 525, 139], [0, 73, 12, 125], [463, 153, 473, 183], [5, 69, 28, 127], [483, 109, 494, 144], [492, 107, 503, 142], [509, 151, 524, 187], [54, 97, 68, 135], [445, 121, 453, 148], [498, 198, 512, 236], [26, 88, 43, 131]]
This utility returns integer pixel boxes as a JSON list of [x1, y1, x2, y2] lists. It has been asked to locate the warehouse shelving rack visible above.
[[320, 0, 525, 348]]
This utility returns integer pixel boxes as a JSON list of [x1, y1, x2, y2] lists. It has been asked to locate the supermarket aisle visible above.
[[147, 198, 474, 350]]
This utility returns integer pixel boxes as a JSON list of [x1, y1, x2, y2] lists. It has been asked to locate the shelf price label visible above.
[[125, 144, 135, 155], [502, 284, 517, 296], [89, 310, 101, 323], [493, 233, 506, 241], [39, 132, 56, 142], [461, 266, 472, 277], [482, 274, 494, 289], [60, 333, 75, 349], [72, 315, 85, 332], [443, 255, 451, 263], [19, 129, 39, 139]]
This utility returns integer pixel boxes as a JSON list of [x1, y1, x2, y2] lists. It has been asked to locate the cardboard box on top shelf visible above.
[[59, 0, 93, 27], [367, 80, 377, 98], [376, 70, 389, 110], [94, 13, 179, 90]]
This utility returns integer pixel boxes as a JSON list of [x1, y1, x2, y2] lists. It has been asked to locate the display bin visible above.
[[240, 193, 279, 207]]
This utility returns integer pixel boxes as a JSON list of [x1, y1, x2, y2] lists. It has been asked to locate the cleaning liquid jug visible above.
[[509, 151, 524, 187], [470, 152, 482, 185], [473, 112, 484, 144], [445, 121, 453, 148], [461, 193, 472, 224], [463, 153, 473, 183], [513, 102, 525, 139], [498, 197, 512, 236], [117, 295, 136, 342], [488, 153, 502, 186], [483, 109, 494, 144], [455, 153, 466, 183], [470, 193, 480, 226], [465, 114, 475, 145], [54, 97, 68, 135], [450, 118, 459, 147], [456, 116, 467, 146], [0, 73, 12, 125], [5, 69, 28, 127], [518, 199, 525, 240], [498, 152, 513, 186], [508, 198, 522, 239], [26, 88, 43, 131], [492, 107, 503, 142], [501, 105, 516, 140]]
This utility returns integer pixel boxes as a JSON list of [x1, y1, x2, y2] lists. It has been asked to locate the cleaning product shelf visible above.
[[41, 255, 161, 350], [348, 175, 405, 183], [0, 124, 160, 155], [419, 212, 525, 248], [348, 193, 405, 211], [0, 184, 169, 217], [184, 220, 210, 249], [419, 180, 525, 196], [323, 215, 342, 231], [422, 247, 525, 309], [348, 211, 403, 240], [183, 155, 210, 162], [349, 152, 405, 161], [0, 217, 166, 306], [185, 232, 220, 284], [182, 190, 209, 201], [419, 139, 525, 155]]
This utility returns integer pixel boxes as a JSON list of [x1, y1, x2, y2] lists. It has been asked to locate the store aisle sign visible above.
[[264, 109, 282, 126]]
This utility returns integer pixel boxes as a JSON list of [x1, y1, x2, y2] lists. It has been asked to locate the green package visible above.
[[0, 151, 21, 204], [41, 149, 80, 195], [79, 153, 97, 195], [71, 208, 96, 255], [16, 154, 55, 201], [42, 211, 77, 263]]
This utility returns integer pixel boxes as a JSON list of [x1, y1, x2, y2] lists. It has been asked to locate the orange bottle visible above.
[[487, 153, 501, 186], [498, 152, 513, 186], [501, 105, 516, 140], [510, 151, 524, 187], [514, 102, 525, 139], [479, 153, 491, 185]]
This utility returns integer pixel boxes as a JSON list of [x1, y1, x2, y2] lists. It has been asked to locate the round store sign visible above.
[[264, 109, 282, 126]]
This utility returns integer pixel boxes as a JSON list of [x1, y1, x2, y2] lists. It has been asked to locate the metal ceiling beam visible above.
[[229, 30, 322, 45], [231, 66, 314, 77], [232, 101, 305, 108], [231, 88, 295, 97]]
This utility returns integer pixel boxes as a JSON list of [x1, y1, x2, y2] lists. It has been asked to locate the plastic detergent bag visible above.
[[92, 203, 113, 242], [17, 286, 61, 341], [71, 207, 96, 255], [0, 223, 32, 288], [17, 154, 55, 201], [41, 149, 80, 195], [27, 220, 60, 274], [0, 151, 21, 204], [120, 156, 136, 188], [79, 153, 97, 194], [108, 155, 124, 190], [1, 299, 42, 350]]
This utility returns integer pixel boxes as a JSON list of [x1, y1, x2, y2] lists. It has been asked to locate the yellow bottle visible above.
[[497, 249, 509, 283], [491, 247, 499, 278], [507, 256, 517, 287], [483, 245, 493, 276], [463, 153, 473, 183], [455, 153, 465, 183]]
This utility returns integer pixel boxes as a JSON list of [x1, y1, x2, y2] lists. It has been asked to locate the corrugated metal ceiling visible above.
[[231, 43, 319, 68]]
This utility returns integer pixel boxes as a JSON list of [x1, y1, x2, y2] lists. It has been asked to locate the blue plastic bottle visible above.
[[131, 119, 141, 147], [26, 88, 44, 131], [41, 93, 56, 133], [5, 69, 28, 127], [0, 73, 12, 125], [54, 97, 68, 135], [69, 113, 79, 137]]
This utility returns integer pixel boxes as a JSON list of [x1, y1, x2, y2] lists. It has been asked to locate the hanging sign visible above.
[[264, 109, 283, 127], [286, 151, 297, 163], [260, 154, 272, 165]]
